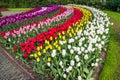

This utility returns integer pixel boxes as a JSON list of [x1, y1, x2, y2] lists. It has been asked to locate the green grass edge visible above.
[[8, 8, 32, 11], [99, 10, 120, 80]]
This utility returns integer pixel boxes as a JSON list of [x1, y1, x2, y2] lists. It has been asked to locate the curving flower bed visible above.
[[0, 5, 59, 27], [0, 4, 111, 80]]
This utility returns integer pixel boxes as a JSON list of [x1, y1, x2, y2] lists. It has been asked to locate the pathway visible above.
[[0, 47, 31, 80], [1, 11, 24, 17], [0, 11, 32, 80]]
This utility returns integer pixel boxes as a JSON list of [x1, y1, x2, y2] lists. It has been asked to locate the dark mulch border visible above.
[[92, 50, 107, 80]]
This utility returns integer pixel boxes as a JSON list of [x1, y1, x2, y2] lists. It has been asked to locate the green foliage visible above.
[[105, 0, 120, 12], [0, 0, 120, 12]]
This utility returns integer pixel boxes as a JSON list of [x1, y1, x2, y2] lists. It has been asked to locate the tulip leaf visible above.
[[84, 68, 89, 74]]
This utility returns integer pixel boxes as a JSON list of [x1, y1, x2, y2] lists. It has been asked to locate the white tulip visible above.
[[51, 50, 56, 57], [63, 74, 67, 78], [78, 76, 82, 80], [95, 63, 98, 67], [66, 68, 69, 73], [75, 36, 78, 40], [68, 66, 72, 71], [91, 63, 95, 67], [62, 49, 66, 57], [70, 49, 74, 54], [84, 54, 88, 60], [70, 60, 75, 66], [76, 58, 80, 62], [78, 51, 81, 55], [75, 55, 79, 59], [47, 62, 51, 67], [59, 61, 63, 66], [8, 38, 11, 42], [96, 59, 99, 62], [68, 45, 71, 49], [77, 62, 81, 67]]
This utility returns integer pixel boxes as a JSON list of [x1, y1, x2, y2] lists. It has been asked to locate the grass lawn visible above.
[[8, 8, 32, 11], [99, 10, 120, 80]]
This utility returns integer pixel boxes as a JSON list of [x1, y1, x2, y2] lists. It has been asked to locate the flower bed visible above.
[[0, 7, 60, 32], [0, 4, 111, 80], [0, 4, 59, 28]]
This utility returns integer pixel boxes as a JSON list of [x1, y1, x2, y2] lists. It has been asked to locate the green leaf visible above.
[[84, 68, 89, 74], [81, 73, 86, 78], [58, 69, 62, 76], [87, 70, 94, 79], [87, 77, 95, 80]]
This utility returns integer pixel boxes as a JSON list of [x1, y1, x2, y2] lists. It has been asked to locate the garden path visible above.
[[1, 11, 24, 17], [0, 48, 30, 80], [0, 11, 31, 80]]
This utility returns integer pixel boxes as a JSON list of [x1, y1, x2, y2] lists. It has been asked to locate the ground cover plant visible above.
[[0, 4, 111, 80]]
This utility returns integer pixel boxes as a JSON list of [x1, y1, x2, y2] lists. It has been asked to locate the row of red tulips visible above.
[[20, 8, 83, 58]]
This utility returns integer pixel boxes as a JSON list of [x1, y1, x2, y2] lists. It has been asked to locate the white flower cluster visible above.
[[61, 5, 110, 79], [48, 4, 110, 80]]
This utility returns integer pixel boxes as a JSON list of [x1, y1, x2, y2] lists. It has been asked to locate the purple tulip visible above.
[[0, 4, 59, 28]]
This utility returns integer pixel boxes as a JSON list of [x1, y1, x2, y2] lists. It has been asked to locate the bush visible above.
[[0, 0, 120, 12]]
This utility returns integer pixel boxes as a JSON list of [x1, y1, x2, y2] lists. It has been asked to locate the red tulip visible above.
[[13, 46, 18, 51], [23, 53, 28, 58]]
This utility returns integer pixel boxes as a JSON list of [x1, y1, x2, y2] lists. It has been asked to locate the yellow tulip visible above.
[[59, 35, 62, 39], [75, 29, 78, 33], [34, 53, 37, 58], [45, 46, 49, 50], [53, 42, 56, 46], [45, 40, 48, 44], [48, 57, 51, 62], [40, 46, 43, 49], [62, 36, 66, 40], [67, 30, 69, 34], [49, 45, 53, 50], [47, 41, 50, 44], [50, 36, 53, 41], [43, 49, 46, 53], [30, 54, 34, 57], [64, 40, 67, 43], [36, 57, 40, 62], [57, 46, 61, 51], [56, 45, 58, 48], [58, 32, 61, 36], [74, 33, 76, 36], [69, 34, 72, 37], [62, 31, 65, 35], [37, 46, 40, 51], [55, 41, 58, 44], [45, 40, 49, 44], [37, 51, 41, 56], [68, 26, 72, 29]]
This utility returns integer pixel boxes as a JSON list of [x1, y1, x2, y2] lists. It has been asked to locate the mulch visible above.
[[92, 50, 107, 80]]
